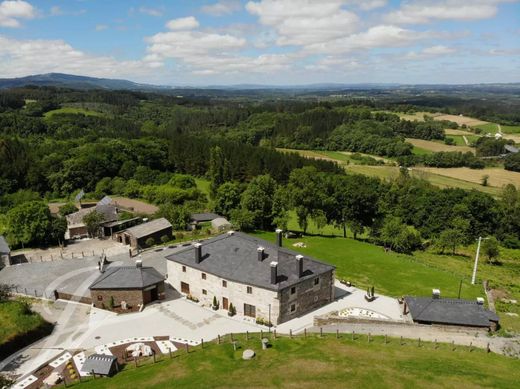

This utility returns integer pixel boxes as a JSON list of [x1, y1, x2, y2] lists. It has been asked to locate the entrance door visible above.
[[244, 303, 256, 318], [181, 282, 190, 294], [222, 297, 229, 310], [150, 286, 158, 301]]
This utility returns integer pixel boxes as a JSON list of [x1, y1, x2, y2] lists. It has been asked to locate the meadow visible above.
[[43, 107, 106, 119], [71, 334, 520, 389]]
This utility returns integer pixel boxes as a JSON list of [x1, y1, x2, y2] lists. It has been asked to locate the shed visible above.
[[404, 296, 499, 329], [0, 235, 11, 267], [113, 218, 172, 249], [190, 213, 220, 223], [65, 204, 118, 239], [81, 354, 118, 376], [89, 262, 165, 311], [211, 217, 232, 232]]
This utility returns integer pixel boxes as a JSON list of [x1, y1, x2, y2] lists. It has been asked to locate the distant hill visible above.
[[0, 73, 169, 91]]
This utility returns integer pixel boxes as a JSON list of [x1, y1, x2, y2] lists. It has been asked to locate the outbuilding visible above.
[[113, 218, 172, 249], [89, 261, 165, 312], [81, 354, 118, 376], [211, 217, 232, 232], [0, 235, 11, 268]]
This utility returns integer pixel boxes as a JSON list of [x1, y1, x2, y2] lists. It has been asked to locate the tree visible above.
[[230, 208, 256, 232], [240, 174, 277, 230], [482, 237, 500, 263], [58, 202, 78, 216], [380, 217, 422, 254], [6, 201, 53, 247], [83, 211, 105, 238], [209, 146, 231, 198], [158, 204, 191, 230], [214, 182, 242, 218]]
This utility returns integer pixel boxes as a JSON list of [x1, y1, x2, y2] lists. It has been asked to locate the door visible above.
[[222, 297, 229, 310], [150, 286, 158, 301], [181, 282, 190, 294], [244, 303, 256, 318]]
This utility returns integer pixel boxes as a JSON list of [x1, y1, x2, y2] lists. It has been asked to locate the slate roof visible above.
[[166, 232, 335, 291], [89, 266, 164, 290], [102, 217, 141, 228], [66, 204, 118, 227], [405, 296, 499, 327], [81, 354, 117, 376], [0, 236, 10, 254], [211, 217, 231, 228], [122, 218, 172, 239], [191, 212, 220, 222]]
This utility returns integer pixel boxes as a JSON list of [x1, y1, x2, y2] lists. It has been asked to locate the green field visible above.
[[253, 231, 482, 299], [0, 300, 48, 345], [475, 123, 520, 134], [43, 107, 106, 119], [71, 334, 520, 389], [446, 135, 480, 146], [411, 146, 433, 155]]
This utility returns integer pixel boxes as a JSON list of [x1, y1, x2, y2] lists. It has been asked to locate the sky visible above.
[[0, 0, 519, 85]]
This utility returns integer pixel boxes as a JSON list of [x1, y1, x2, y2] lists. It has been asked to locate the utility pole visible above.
[[471, 236, 484, 285]]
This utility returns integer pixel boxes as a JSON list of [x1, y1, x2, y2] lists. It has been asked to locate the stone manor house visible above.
[[166, 230, 335, 324]]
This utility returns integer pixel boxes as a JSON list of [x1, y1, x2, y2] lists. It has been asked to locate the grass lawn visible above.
[[71, 334, 520, 389], [43, 107, 106, 119], [252, 231, 482, 299], [0, 300, 48, 345]]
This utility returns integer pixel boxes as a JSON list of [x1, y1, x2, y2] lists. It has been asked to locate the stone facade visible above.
[[91, 282, 165, 312], [166, 261, 334, 324]]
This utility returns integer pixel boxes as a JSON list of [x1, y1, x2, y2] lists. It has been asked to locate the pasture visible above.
[[43, 107, 106, 119], [417, 167, 520, 189], [405, 138, 474, 153]]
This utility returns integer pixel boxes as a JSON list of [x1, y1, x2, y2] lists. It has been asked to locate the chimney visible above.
[[432, 289, 440, 299], [194, 243, 202, 264], [270, 261, 278, 284], [135, 259, 142, 268], [275, 228, 283, 247], [296, 254, 304, 278], [257, 246, 265, 262], [476, 297, 484, 305]]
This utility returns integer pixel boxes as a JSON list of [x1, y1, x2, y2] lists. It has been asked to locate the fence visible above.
[[10, 250, 107, 265]]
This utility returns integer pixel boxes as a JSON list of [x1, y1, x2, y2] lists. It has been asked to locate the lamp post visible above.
[[471, 237, 489, 285]]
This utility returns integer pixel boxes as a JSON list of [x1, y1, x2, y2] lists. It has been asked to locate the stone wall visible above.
[[91, 289, 144, 311], [166, 260, 281, 323], [279, 270, 335, 323]]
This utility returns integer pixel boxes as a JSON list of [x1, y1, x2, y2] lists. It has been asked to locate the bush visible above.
[[228, 303, 236, 316], [160, 235, 170, 244], [145, 237, 155, 247], [108, 296, 114, 310], [444, 137, 455, 145], [501, 235, 520, 249], [255, 317, 273, 327], [175, 232, 184, 240]]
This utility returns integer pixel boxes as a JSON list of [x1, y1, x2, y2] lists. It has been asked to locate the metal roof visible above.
[[190, 212, 221, 222], [211, 217, 232, 228], [97, 195, 113, 206], [81, 354, 117, 376], [89, 266, 164, 290], [122, 218, 172, 239], [66, 204, 118, 227], [0, 236, 10, 254], [103, 217, 141, 228], [405, 296, 499, 327], [505, 144, 519, 154], [166, 232, 335, 292]]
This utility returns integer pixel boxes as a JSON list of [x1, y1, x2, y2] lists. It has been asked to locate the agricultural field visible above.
[[43, 107, 106, 119], [405, 138, 474, 154], [445, 128, 478, 136], [418, 167, 520, 189], [445, 135, 480, 146], [476, 123, 520, 135], [72, 335, 520, 389], [434, 114, 488, 127]]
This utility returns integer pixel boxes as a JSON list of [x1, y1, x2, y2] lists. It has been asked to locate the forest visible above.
[[0, 86, 519, 253]]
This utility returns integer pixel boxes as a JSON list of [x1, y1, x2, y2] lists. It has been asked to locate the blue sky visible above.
[[0, 0, 519, 85]]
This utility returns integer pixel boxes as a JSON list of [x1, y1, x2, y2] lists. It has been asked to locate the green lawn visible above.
[[43, 107, 106, 119], [252, 232, 482, 299], [0, 300, 48, 345], [71, 334, 520, 389]]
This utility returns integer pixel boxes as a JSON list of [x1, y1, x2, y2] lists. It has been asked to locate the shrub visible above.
[[228, 303, 236, 316], [175, 232, 184, 240], [160, 235, 170, 244], [145, 237, 155, 247], [108, 296, 114, 310], [255, 317, 272, 327]]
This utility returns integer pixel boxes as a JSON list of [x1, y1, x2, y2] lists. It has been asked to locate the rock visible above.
[[242, 349, 255, 360]]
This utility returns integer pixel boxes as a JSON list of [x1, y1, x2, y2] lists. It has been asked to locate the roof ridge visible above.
[[89, 267, 119, 288]]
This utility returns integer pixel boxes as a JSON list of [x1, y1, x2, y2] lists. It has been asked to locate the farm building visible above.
[[81, 354, 118, 376], [102, 217, 141, 237], [166, 230, 336, 325], [404, 292, 499, 330], [504, 144, 519, 154], [0, 235, 11, 267], [189, 212, 221, 230], [65, 204, 118, 239], [89, 261, 165, 312], [113, 218, 172, 249], [211, 217, 232, 232]]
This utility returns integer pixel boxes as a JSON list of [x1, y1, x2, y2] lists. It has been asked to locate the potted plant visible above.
[[228, 303, 236, 317], [212, 296, 219, 310]]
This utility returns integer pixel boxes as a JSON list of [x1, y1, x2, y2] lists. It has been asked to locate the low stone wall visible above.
[[314, 314, 405, 327], [55, 290, 92, 305]]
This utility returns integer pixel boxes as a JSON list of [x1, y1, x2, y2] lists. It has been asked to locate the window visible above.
[[182, 266, 186, 273], [290, 303, 296, 312], [247, 286, 253, 294], [290, 286, 296, 295], [244, 303, 256, 318], [314, 277, 320, 286], [222, 280, 227, 288], [202, 273, 206, 280], [97, 295, 103, 301], [202, 289, 207, 295]]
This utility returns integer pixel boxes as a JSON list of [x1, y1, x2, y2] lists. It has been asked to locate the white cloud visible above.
[[0, 35, 161, 80], [95, 24, 108, 31], [346, 0, 387, 11], [246, 0, 359, 46], [0, 0, 35, 28], [201, 0, 242, 16], [165, 16, 200, 30], [405, 45, 456, 60], [139, 7, 163, 17], [50, 5, 62, 16], [385, 0, 516, 24]]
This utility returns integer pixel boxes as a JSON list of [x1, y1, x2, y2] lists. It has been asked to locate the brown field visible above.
[[503, 134, 520, 144], [405, 138, 474, 154], [417, 167, 520, 188], [395, 111, 442, 121], [434, 114, 488, 126]]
